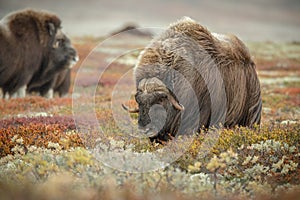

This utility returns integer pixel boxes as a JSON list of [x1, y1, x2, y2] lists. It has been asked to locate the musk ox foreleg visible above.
[[38, 80, 55, 98], [27, 77, 56, 98], [54, 69, 71, 97], [10, 85, 27, 98], [44, 88, 54, 98]]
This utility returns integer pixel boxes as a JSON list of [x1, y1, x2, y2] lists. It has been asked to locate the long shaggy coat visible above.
[[133, 17, 262, 140]]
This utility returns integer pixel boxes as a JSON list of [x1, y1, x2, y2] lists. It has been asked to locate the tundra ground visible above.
[[0, 36, 299, 200]]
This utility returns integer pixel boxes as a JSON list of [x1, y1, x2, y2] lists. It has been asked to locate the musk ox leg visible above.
[[4, 92, 10, 100], [59, 92, 68, 98], [11, 85, 27, 98], [44, 88, 54, 99], [55, 69, 71, 97], [18, 85, 27, 97], [0, 89, 9, 99]]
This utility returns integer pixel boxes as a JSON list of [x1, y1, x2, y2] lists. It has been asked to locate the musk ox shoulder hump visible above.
[[0, 16, 11, 37], [164, 16, 252, 66], [6, 8, 61, 26], [6, 9, 61, 45]]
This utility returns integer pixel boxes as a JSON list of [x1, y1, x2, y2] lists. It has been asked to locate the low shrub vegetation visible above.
[[0, 40, 299, 199]]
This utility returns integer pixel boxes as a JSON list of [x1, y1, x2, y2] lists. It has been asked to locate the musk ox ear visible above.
[[47, 22, 56, 36]]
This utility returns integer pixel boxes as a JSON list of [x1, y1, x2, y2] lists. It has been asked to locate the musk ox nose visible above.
[[138, 115, 156, 136], [72, 54, 79, 64], [73, 55, 79, 62], [69, 48, 79, 68]]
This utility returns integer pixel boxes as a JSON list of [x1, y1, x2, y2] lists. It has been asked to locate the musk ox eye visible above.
[[53, 40, 60, 48], [135, 95, 142, 104], [53, 39, 64, 48], [135, 92, 143, 102], [159, 93, 168, 99]]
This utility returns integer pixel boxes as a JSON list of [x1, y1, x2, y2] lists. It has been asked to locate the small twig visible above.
[[213, 168, 218, 195], [154, 172, 162, 190]]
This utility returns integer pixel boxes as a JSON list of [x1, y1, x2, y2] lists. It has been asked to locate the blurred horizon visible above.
[[0, 0, 299, 41]]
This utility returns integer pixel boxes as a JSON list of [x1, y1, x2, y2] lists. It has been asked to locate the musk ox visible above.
[[124, 17, 262, 141], [0, 9, 78, 98]]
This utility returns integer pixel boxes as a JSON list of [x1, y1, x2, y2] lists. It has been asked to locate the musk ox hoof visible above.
[[150, 133, 174, 144], [69, 55, 79, 68]]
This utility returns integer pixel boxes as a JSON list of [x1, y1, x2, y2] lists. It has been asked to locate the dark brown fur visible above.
[[133, 17, 262, 141], [52, 68, 71, 97], [29, 68, 71, 97]]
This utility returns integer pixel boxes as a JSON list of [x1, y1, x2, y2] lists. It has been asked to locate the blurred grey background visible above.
[[0, 0, 299, 41]]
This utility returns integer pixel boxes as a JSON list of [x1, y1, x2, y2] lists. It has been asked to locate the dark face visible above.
[[49, 28, 78, 70], [134, 78, 184, 139]]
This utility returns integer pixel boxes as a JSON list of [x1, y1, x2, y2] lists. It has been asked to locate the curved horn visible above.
[[122, 103, 139, 113], [155, 86, 184, 111], [168, 94, 184, 111], [139, 77, 184, 111]]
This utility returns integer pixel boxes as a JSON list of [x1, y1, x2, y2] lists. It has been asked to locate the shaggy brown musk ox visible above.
[[0, 9, 78, 98], [124, 17, 262, 141]]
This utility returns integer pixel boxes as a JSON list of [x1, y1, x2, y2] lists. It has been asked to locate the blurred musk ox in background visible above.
[[124, 17, 262, 141], [0, 9, 78, 98]]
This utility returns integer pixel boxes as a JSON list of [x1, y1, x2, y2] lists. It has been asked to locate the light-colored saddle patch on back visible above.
[[212, 33, 230, 43], [0, 17, 12, 37]]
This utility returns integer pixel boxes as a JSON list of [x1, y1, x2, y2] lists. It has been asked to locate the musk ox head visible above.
[[124, 77, 184, 140], [47, 25, 78, 71]]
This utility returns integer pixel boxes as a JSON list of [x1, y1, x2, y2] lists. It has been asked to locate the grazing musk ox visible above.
[[0, 9, 78, 98], [124, 17, 262, 141]]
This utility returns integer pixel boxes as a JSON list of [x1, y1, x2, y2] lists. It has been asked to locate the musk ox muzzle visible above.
[[50, 28, 79, 69]]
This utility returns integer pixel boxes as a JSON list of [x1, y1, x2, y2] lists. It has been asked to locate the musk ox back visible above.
[[127, 17, 262, 141], [0, 9, 78, 98]]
